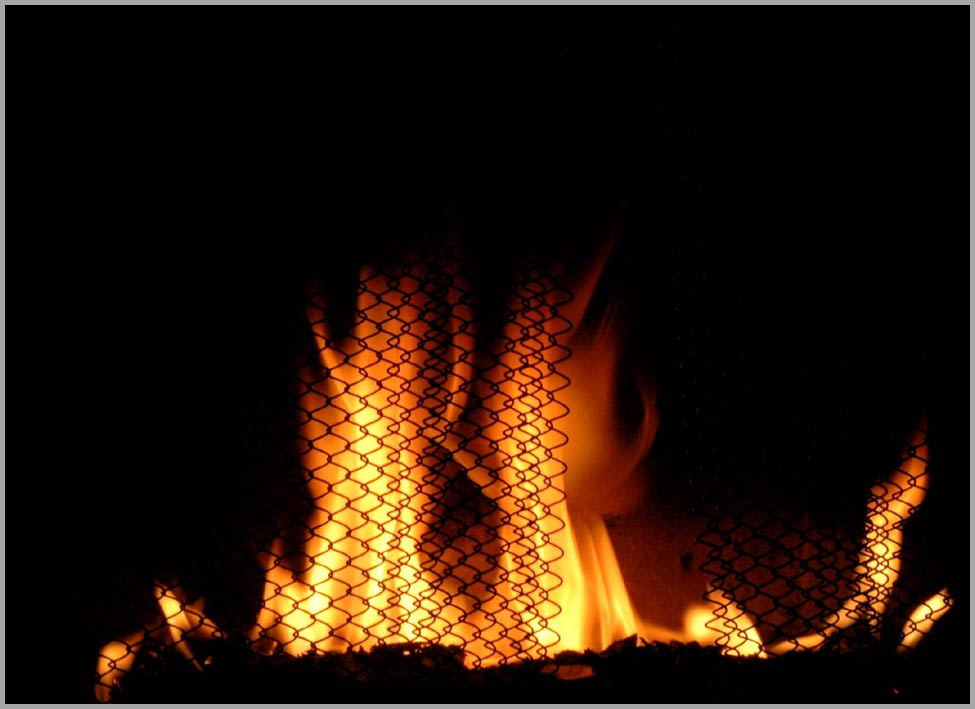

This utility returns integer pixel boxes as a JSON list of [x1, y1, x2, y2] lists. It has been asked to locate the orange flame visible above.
[[768, 421, 931, 654], [95, 242, 948, 698], [249, 238, 658, 663], [899, 587, 951, 654], [684, 588, 765, 658], [95, 580, 221, 703]]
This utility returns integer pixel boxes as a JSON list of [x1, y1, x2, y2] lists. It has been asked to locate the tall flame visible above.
[[249, 237, 658, 663], [96, 241, 950, 699], [768, 421, 932, 654], [252, 255, 478, 656]]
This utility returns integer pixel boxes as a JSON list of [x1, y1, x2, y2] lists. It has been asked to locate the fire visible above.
[[767, 422, 933, 654], [95, 239, 950, 700], [95, 581, 221, 703], [684, 588, 765, 658], [95, 640, 138, 704], [98, 238, 669, 697], [250, 238, 658, 663], [899, 587, 951, 654]]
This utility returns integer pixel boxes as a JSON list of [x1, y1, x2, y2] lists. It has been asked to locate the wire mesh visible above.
[[697, 420, 945, 655], [94, 234, 579, 700], [249, 235, 572, 664], [94, 234, 951, 702]]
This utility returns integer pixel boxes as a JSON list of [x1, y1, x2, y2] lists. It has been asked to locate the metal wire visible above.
[[697, 420, 937, 655], [95, 237, 948, 701], [242, 235, 573, 666]]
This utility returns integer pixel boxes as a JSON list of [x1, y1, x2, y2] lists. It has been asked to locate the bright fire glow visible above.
[[95, 580, 221, 702], [155, 582, 222, 667], [250, 240, 658, 664], [684, 588, 765, 657], [899, 587, 951, 654], [95, 639, 140, 704], [768, 422, 932, 654], [96, 244, 949, 699]]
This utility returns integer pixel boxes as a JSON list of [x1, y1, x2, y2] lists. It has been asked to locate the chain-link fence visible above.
[[93, 233, 958, 703]]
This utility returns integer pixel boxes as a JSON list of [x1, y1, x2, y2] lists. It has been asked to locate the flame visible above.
[[98, 238, 669, 696], [248, 238, 659, 664], [853, 423, 930, 626], [681, 421, 939, 660], [252, 255, 480, 656], [684, 588, 765, 658], [899, 587, 951, 654], [95, 239, 948, 697], [768, 421, 931, 654], [154, 582, 222, 667], [95, 580, 221, 702], [95, 638, 141, 704]]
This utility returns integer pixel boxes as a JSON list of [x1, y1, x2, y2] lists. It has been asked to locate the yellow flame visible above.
[[95, 636, 142, 704], [684, 588, 766, 657], [899, 587, 951, 654], [855, 423, 929, 624], [247, 240, 662, 664], [252, 258, 485, 656], [155, 582, 221, 669], [768, 421, 930, 655], [95, 239, 944, 698], [102, 242, 669, 695], [95, 580, 221, 702]]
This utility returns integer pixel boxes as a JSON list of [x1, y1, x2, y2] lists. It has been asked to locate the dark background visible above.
[[8, 19, 969, 703]]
